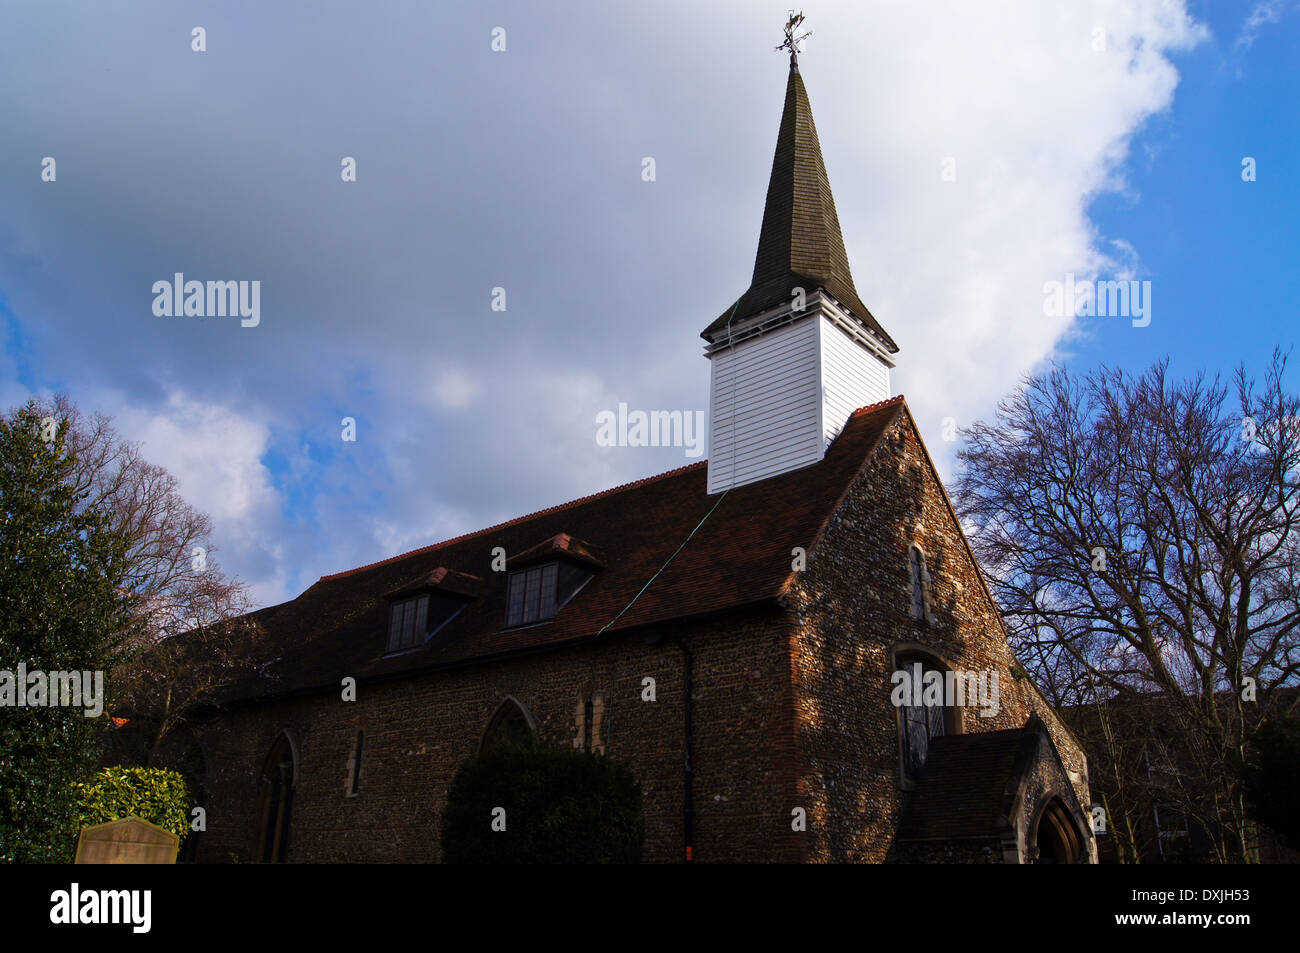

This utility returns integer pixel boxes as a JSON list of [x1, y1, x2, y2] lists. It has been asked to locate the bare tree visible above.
[[30, 394, 259, 765], [955, 351, 1300, 862]]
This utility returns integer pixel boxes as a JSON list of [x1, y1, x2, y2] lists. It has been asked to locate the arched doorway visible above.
[[257, 733, 295, 863], [481, 697, 535, 752], [1034, 797, 1085, 864]]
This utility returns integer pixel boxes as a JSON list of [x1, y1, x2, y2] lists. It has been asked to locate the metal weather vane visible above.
[[776, 11, 812, 68]]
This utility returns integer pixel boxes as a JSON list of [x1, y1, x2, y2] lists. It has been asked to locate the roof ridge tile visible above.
[[318, 460, 707, 582]]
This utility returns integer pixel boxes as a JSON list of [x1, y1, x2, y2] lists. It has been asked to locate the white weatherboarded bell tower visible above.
[[702, 40, 898, 495]]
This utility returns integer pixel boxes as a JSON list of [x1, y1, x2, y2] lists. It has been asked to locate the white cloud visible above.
[[92, 389, 287, 598], [431, 369, 479, 410], [769, 1, 1208, 471], [0, 0, 1217, 606], [1235, 2, 1284, 50], [108, 391, 277, 527]]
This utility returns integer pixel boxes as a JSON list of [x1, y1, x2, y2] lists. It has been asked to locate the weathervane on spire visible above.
[[776, 10, 811, 70]]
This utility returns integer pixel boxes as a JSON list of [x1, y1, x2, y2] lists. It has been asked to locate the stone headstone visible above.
[[74, 817, 178, 864]]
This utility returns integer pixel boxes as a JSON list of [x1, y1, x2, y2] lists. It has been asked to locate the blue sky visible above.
[[0, 1, 1295, 609], [1071, 0, 1298, 379]]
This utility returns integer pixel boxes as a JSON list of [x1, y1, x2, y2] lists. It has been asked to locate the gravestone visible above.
[[74, 817, 179, 864]]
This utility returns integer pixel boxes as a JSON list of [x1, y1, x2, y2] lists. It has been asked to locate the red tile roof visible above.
[[224, 396, 907, 702], [895, 713, 1083, 842], [894, 726, 1034, 841]]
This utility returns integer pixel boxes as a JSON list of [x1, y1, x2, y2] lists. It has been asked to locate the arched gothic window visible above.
[[346, 730, 364, 797], [257, 733, 295, 863], [909, 544, 934, 624], [481, 698, 535, 752], [893, 652, 953, 783]]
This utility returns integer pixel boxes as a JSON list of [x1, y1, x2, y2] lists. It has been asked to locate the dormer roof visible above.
[[384, 568, 483, 602], [508, 533, 604, 571]]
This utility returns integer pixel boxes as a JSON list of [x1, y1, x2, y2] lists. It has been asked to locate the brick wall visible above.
[[176, 606, 802, 863], [172, 406, 1091, 864], [786, 410, 1092, 862]]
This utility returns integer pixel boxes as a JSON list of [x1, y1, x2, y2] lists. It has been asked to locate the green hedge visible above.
[[441, 742, 644, 863], [72, 766, 191, 842]]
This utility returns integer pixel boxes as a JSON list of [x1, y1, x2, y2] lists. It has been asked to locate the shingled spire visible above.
[[702, 56, 896, 352], [703, 22, 897, 495]]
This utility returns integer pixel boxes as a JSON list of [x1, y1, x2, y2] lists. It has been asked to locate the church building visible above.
[[180, 42, 1097, 864]]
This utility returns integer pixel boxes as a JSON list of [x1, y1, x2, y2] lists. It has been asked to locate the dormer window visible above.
[[506, 563, 559, 627], [382, 568, 480, 655], [388, 594, 430, 652], [386, 590, 469, 653], [503, 534, 602, 628]]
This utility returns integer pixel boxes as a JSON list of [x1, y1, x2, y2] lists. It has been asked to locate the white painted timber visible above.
[[707, 315, 822, 494], [818, 313, 891, 448], [706, 297, 894, 494]]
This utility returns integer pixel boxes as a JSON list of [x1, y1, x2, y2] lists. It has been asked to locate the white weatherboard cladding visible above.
[[706, 307, 894, 494], [818, 314, 891, 448], [707, 316, 822, 494]]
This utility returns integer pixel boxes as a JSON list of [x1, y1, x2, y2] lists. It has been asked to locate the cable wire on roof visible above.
[[595, 299, 742, 636]]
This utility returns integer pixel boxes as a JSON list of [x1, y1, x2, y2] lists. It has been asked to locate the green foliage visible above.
[[1243, 714, 1300, 850], [0, 712, 100, 863], [0, 403, 137, 862], [72, 766, 191, 841], [441, 741, 645, 863]]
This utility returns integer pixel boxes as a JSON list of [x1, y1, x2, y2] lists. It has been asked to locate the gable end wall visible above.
[[787, 408, 1091, 861]]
